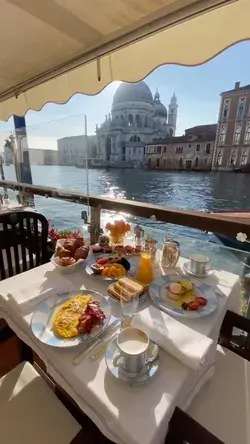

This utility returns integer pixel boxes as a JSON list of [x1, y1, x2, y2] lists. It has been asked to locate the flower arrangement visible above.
[[105, 220, 130, 244], [48, 220, 82, 245]]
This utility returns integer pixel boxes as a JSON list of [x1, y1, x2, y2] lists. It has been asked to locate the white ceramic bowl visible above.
[[50, 238, 89, 273]]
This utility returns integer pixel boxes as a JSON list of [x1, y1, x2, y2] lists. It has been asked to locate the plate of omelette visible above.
[[31, 290, 111, 347]]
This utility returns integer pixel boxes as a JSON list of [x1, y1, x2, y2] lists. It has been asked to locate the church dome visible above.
[[113, 81, 153, 105], [153, 90, 167, 118]]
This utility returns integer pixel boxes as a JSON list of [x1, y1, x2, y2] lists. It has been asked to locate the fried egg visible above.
[[53, 295, 92, 338]]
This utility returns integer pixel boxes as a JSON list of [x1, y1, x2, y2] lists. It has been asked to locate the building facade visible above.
[[96, 81, 178, 168], [57, 135, 97, 166], [213, 81, 250, 171], [146, 124, 216, 171]]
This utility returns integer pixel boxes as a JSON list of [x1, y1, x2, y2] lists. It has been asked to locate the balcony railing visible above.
[[1, 179, 250, 245]]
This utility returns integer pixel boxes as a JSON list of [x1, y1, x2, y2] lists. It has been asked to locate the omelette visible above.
[[53, 295, 92, 338]]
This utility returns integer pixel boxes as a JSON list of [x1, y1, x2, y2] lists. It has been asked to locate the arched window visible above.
[[205, 143, 211, 154], [230, 150, 237, 165], [144, 116, 148, 127], [179, 157, 183, 169], [233, 123, 241, 143], [241, 151, 248, 165], [194, 157, 199, 168], [244, 121, 250, 143], [216, 151, 223, 165], [128, 114, 133, 127], [129, 135, 141, 142], [219, 124, 226, 144], [121, 114, 124, 120], [222, 99, 230, 119], [135, 114, 141, 127], [237, 98, 246, 119]]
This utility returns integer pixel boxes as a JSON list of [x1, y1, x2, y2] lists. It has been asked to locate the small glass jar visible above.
[[161, 237, 180, 268], [144, 236, 158, 262]]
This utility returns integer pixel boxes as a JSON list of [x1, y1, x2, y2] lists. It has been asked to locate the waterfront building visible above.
[[28, 148, 59, 165], [213, 81, 250, 171], [57, 135, 97, 166], [95, 81, 178, 168], [146, 124, 216, 171]]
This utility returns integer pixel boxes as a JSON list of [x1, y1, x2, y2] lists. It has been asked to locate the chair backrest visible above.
[[0, 211, 49, 280], [165, 407, 224, 444]]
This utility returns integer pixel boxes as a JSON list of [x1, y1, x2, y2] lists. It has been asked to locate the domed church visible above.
[[95, 81, 178, 167]]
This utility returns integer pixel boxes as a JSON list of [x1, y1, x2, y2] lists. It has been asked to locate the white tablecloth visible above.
[[0, 257, 240, 444]]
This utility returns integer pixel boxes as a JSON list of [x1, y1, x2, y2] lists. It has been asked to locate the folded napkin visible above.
[[131, 306, 213, 371], [7, 276, 73, 315]]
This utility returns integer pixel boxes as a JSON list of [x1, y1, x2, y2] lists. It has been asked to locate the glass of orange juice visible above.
[[136, 251, 154, 285]]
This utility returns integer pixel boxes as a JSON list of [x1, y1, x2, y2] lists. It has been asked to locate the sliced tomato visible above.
[[195, 297, 207, 306], [188, 300, 200, 311]]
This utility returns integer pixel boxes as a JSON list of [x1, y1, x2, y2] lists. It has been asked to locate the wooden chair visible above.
[[0, 361, 81, 444], [0, 210, 49, 281], [0, 211, 49, 356]]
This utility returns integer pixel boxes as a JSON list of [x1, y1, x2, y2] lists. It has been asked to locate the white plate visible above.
[[31, 289, 111, 347], [149, 275, 219, 318], [85, 255, 137, 281]]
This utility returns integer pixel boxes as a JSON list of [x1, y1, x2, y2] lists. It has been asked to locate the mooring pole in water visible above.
[[13, 115, 34, 206]]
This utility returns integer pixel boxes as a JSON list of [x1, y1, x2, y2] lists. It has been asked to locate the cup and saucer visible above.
[[105, 327, 159, 386], [183, 253, 214, 278]]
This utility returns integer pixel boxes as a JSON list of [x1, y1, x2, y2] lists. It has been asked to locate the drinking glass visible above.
[[120, 292, 139, 318]]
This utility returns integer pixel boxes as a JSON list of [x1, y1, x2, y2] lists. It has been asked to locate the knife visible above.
[[73, 319, 120, 365]]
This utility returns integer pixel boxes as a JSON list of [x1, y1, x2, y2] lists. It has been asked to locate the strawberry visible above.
[[195, 297, 207, 306], [188, 300, 200, 311]]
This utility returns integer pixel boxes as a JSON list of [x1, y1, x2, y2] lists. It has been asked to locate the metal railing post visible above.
[[90, 205, 101, 244]]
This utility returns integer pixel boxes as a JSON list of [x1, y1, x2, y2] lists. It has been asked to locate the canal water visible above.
[[3, 165, 250, 239]]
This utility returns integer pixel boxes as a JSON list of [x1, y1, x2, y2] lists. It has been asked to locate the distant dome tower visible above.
[[168, 93, 178, 136]]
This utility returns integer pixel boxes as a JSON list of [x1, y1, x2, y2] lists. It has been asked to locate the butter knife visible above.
[[73, 319, 120, 365]]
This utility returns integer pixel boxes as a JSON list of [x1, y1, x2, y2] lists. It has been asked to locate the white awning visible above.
[[0, 0, 248, 120]]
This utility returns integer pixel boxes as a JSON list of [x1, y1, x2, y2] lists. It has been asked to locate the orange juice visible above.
[[136, 252, 154, 285]]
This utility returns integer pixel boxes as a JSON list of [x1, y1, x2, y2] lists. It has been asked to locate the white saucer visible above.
[[183, 261, 214, 278], [105, 338, 159, 386]]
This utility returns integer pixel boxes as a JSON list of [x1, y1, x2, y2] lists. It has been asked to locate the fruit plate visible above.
[[85, 255, 138, 281], [31, 290, 111, 347], [149, 275, 219, 318]]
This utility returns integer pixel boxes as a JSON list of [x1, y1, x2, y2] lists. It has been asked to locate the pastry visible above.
[[74, 246, 89, 261], [92, 244, 103, 254], [63, 240, 76, 254], [57, 247, 73, 259], [59, 257, 76, 267], [74, 237, 84, 249]]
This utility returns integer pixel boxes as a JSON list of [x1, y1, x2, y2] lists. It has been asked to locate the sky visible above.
[[1, 41, 250, 150]]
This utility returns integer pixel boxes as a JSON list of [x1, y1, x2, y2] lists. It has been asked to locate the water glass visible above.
[[120, 292, 139, 318]]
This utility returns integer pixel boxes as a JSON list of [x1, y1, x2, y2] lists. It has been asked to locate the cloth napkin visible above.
[[7, 276, 73, 315], [131, 306, 213, 370]]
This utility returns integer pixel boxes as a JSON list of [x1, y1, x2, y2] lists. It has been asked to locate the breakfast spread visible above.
[[166, 279, 207, 311], [91, 255, 131, 278], [108, 277, 149, 301], [53, 295, 106, 338], [55, 237, 89, 266]]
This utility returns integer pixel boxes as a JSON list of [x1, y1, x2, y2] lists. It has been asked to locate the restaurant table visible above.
[[0, 257, 240, 444]]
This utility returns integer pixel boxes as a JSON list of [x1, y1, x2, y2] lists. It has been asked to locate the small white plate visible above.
[[105, 337, 159, 385], [183, 261, 215, 278]]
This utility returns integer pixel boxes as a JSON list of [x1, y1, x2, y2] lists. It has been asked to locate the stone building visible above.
[[95, 81, 178, 168], [146, 124, 216, 171], [213, 81, 250, 171], [57, 135, 97, 166]]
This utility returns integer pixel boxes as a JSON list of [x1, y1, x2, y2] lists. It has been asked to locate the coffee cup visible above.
[[113, 327, 149, 374], [190, 253, 210, 276]]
